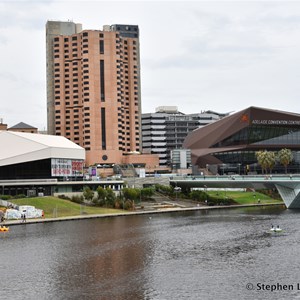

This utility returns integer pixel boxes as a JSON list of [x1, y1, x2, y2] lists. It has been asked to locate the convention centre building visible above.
[[183, 106, 300, 175]]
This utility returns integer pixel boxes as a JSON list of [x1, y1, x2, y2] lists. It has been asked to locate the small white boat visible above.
[[270, 226, 282, 233]]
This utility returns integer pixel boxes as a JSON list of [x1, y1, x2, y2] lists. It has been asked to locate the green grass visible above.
[[207, 191, 283, 205], [10, 197, 126, 218]]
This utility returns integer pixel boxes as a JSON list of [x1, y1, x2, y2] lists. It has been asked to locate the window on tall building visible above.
[[101, 108, 106, 150], [100, 60, 105, 101], [100, 40, 104, 54]]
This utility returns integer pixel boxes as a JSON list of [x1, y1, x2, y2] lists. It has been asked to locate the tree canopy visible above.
[[277, 148, 293, 174]]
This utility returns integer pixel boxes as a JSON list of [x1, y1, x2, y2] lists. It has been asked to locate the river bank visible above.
[[2, 202, 285, 227]]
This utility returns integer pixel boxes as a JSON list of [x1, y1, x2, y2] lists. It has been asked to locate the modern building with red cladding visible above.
[[183, 106, 300, 175]]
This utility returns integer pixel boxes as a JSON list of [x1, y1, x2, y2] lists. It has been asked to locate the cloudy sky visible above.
[[1, 0, 300, 130]]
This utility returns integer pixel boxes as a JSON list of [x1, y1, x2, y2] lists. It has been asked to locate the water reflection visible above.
[[3, 206, 300, 300]]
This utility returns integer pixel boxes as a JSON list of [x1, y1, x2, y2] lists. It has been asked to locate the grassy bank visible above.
[[206, 190, 283, 205], [6, 190, 283, 220], [10, 197, 125, 218]]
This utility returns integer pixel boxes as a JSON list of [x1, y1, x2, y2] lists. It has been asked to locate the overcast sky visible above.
[[1, 1, 300, 130]]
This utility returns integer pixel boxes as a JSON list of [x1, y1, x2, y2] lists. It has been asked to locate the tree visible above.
[[140, 187, 154, 200], [278, 148, 293, 174], [83, 186, 94, 201], [97, 186, 107, 201], [255, 150, 276, 174], [105, 188, 116, 207], [123, 188, 139, 201]]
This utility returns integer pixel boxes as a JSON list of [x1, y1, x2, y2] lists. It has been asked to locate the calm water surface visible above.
[[2, 206, 300, 300]]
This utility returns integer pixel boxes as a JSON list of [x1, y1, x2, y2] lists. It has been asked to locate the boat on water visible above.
[[0, 226, 9, 232], [270, 225, 282, 233]]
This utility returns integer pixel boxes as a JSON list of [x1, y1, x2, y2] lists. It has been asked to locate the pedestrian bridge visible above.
[[169, 175, 300, 209]]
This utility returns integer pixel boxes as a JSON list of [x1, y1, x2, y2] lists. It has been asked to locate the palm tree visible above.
[[277, 148, 293, 174], [255, 150, 276, 174]]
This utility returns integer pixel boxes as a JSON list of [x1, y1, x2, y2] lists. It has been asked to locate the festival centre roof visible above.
[[0, 131, 85, 166]]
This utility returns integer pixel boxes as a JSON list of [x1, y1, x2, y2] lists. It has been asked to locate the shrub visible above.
[[0, 195, 12, 200], [155, 184, 173, 196], [58, 194, 71, 200], [96, 186, 107, 201], [141, 187, 154, 200], [83, 186, 94, 201], [14, 194, 26, 199], [122, 188, 139, 201], [71, 195, 84, 204], [207, 196, 236, 206], [105, 188, 116, 207], [114, 199, 122, 209], [124, 200, 134, 210], [189, 190, 208, 201]]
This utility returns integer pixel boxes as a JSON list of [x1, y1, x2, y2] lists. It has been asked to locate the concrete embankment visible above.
[[3, 202, 285, 227]]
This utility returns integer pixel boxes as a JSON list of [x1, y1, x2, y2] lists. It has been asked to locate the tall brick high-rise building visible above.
[[46, 21, 142, 167]]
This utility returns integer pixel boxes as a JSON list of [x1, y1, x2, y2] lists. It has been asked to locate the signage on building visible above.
[[51, 159, 83, 177], [252, 120, 300, 125], [89, 166, 97, 177]]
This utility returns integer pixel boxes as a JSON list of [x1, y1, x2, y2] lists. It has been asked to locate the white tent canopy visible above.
[[0, 131, 85, 166]]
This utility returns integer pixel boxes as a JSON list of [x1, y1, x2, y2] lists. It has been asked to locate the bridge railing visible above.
[[170, 174, 300, 181]]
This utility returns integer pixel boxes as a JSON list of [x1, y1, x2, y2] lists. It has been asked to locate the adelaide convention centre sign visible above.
[[252, 119, 300, 125]]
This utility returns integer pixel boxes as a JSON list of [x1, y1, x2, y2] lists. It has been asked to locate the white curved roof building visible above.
[[0, 131, 85, 180]]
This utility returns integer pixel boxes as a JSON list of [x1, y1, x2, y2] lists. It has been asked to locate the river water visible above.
[[2, 206, 300, 300]]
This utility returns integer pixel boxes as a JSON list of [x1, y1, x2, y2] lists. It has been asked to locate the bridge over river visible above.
[[169, 175, 300, 209]]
